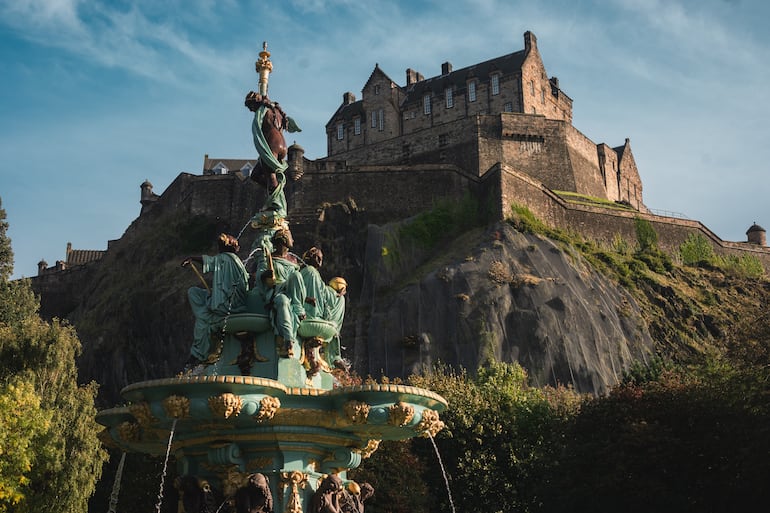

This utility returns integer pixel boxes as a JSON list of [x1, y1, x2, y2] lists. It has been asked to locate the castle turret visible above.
[[287, 142, 305, 181], [746, 223, 766, 246], [140, 179, 159, 214]]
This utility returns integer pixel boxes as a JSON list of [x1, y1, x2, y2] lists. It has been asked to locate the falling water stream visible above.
[[106, 452, 126, 513], [427, 432, 456, 513], [155, 418, 178, 513]]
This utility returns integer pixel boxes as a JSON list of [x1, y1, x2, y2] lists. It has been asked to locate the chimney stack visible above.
[[342, 91, 356, 104], [441, 62, 453, 75]]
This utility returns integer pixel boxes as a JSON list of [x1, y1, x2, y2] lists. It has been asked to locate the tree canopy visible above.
[[0, 197, 107, 513]]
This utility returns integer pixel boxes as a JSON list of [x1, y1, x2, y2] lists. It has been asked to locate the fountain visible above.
[[96, 43, 447, 513]]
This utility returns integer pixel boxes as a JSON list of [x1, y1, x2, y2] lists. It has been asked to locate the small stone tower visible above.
[[746, 223, 766, 246], [287, 142, 305, 181], [140, 179, 159, 214]]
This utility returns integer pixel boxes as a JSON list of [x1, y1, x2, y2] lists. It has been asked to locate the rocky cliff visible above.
[[31, 197, 768, 405]]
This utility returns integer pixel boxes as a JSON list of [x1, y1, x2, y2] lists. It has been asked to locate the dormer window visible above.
[[491, 74, 500, 95], [240, 163, 253, 177], [423, 94, 431, 115], [445, 87, 454, 108], [468, 81, 477, 102]]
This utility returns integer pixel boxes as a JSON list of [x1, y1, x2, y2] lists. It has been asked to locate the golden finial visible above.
[[255, 41, 273, 97]]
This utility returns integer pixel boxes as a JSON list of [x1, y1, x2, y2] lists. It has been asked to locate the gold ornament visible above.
[[255, 395, 281, 422], [354, 439, 381, 459], [129, 402, 156, 427], [281, 470, 308, 513], [342, 400, 370, 424], [116, 421, 140, 442], [387, 402, 415, 426], [208, 393, 243, 419], [415, 409, 445, 438], [162, 395, 190, 419]]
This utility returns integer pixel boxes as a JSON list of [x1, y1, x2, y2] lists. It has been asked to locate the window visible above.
[[354, 118, 361, 135], [438, 133, 449, 147], [423, 94, 431, 115], [532, 107, 537, 115], [468, 81, 477, 102], [503, 102, 513, 112], [491, 74, 500, 95], [529, 80, 535, 95], [374, 84, 380, 95], [445, 87, 454, 108], [337, 124, 344, 140], [371, 111, 377, 128], [541, 89, 545, 104], [378, 109, 384, 131]]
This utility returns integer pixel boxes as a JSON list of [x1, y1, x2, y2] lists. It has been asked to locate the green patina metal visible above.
[[96, 45, 446, 513]]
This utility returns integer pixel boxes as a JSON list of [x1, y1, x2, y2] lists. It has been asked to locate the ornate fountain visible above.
[[96, 43, 447, 513]]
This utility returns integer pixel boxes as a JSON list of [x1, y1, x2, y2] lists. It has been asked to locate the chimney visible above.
[[549, 76, 559, 89], [417, 72, 424, 82], [406, 68, 421, 86], [524, 31, 537, 52], [441, 62, 453, 75], [342, 91, 356, 104]]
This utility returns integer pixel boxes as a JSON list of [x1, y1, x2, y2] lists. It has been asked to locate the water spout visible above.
[[427, 432, 455, 513], [155, 418, 178, 513], [106, 452, 126, 513]]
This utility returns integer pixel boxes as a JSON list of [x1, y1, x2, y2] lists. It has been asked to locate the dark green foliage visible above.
[[634, 216, 658, 252], [679, 233, 716, 266], [0, 199, 12, 282], [406, 363, 584, 513], [348, 440, 430, 513], [0, 197, 107, 513], [399, 195, 481, 250], [536, 361, 770, 513]]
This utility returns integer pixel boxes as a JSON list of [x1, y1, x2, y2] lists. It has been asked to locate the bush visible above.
[[634, 217, 658, 252], [679, 233, 716, 266]]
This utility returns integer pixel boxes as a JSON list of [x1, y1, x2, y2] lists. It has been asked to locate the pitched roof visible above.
[[403, 49, 527, 103], [203, 157, 255, 173], [66, 249, 105, 266]]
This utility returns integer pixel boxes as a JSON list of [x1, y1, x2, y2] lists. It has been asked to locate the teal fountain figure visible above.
[[96, 42, 447, 513]]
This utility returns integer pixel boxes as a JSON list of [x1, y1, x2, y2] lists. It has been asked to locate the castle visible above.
[[36, 31, 768, 276]]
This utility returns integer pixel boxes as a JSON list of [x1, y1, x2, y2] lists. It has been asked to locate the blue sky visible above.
[[1, 0, 769, 279]]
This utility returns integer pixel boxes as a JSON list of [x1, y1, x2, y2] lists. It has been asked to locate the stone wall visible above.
[[493, 163, 770, 266]]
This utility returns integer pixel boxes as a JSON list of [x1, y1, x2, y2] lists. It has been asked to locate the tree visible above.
[[0, 197, 107, 513], [0, 379, 51, 511]]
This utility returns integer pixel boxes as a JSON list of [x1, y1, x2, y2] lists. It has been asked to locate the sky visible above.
[[1, 0, 769, 279]]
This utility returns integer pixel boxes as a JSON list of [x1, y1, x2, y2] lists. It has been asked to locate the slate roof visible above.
[[203, 157, 255, 173], [402, 49, 527, 103], [67, 249, 105, 266]]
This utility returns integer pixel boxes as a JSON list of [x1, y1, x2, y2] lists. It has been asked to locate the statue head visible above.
[[218, 233, 240, 253], [302, 247, 323, 268], [271, 228, 293, 250]]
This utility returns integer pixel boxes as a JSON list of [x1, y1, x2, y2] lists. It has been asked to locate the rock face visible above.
[[32, 202, 654, 403], [358, 222, 653, 395]]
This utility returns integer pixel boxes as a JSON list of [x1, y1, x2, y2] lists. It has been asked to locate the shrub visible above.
[[679, 233, 716, 266]]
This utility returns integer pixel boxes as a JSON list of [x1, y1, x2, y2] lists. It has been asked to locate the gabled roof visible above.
[[66, 249, 105, 266], [203, 157, 255, 173], [363, 63, 399, 93], [403, 49, 527, 103], [326, 99, 366, 126]]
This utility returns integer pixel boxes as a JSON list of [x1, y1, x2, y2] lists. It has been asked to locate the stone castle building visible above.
[[324, 31, 644, 211], [35, 31, 768, 277]]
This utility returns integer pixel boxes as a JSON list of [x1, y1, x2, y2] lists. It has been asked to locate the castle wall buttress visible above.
[[565, 126, 607, 199]]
